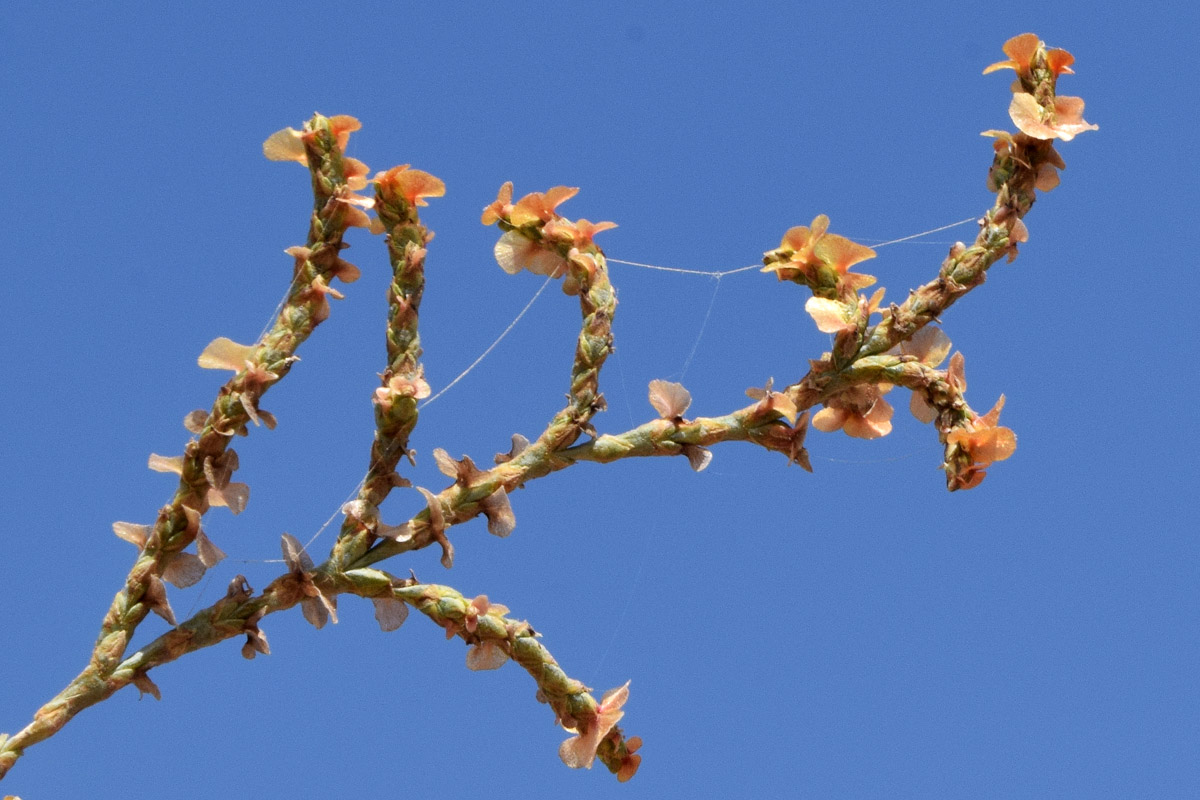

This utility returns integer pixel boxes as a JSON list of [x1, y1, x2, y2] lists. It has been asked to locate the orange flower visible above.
[[1008, 93, 1098, 142], [983, 33, 1075, 78], [262, 114, 362, 164], [374, 165, 446, 208], [763, 215, 876, 293], [327, 115, 361, 152], [481, 181, 514, 225], [812, 384, 894, 439], [509, 186, 579, 227], [543, 217, 618, 249], [946, 395, 1017, 490]]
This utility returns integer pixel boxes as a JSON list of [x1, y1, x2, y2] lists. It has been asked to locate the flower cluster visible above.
[[985, 33, 1097, 143], [481, 182, 616, 294]]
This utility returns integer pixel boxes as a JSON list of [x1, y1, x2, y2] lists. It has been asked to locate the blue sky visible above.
[[2, 2, 1195, 797]]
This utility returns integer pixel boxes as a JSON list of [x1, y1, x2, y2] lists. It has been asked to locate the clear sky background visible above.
[[2, 2, 1195, 798]]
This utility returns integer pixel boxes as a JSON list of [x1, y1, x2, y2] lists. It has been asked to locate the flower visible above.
[[762, 215, 876, 295], [373, 165, 446, 208], [542, 217, 618, 249], [262, 114, 362, 164], [493, 230, 568, 278], [983, 33, 1075, 79], [812, 384, 894, 439], [647, 379, 691, 420], [945, 395, 1017, 490], [509, 186, 579, 227], [888, 326, 951, 423], [1008, 93, 1098, 142], [559, 681, 631, 769], [982, 131, 1066, 192], [481, 181, 514, 225], [616, 736, 643, 782], [745, 377, 799, 425], [280, 533, 338, 629]]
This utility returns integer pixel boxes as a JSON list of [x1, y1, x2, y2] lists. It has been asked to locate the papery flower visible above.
[[559, 681, 631, 770], [262, 115, 361, 164], [197, 337, 256, 372], [466, 640, 510, 671], [480, 486, 516, 537], [983, 33, 1075, 79], [241, 606, 270, 659], [143, 574, 176, 626], [374, 164, 446, 208], [891, 325, 951, 367], [343, 158, 371, 191], [1008, 93, 1098, 142], [745, 377, 799, 425], [982, 33, 1040, 76], [805, 297, 854, 334], [326, 115, 362, 152], [493, 230, 568, 278], [481, 181, 514, 225], [812, 384, 894, 439], [562, 248, 598, 296], [372, 595, 409, 632], [648, 379, 691, 420], [946, 395, 1017, 490], [542, 217, 618, 249], [509, 186, 579, 227], [494, 433, 531, 464], [762, 215, 876, 293]]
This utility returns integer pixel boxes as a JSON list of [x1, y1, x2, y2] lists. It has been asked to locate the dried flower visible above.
[[280, 533, 338, 629], [241, 606, 270, 659], [372, 596, 409, 632], [480, 487, 516, 538]]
